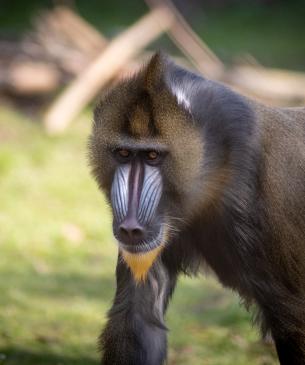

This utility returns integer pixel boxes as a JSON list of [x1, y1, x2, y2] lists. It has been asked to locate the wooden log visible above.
[[225, 66, 305, 105], [145, 0, 224, 78], [44, 7, 174, 134], [53, 6, 108, 52], [33, 6, 108, 74], [4, 62, 60, 95]]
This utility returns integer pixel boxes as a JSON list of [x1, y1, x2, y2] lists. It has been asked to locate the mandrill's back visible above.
[[254, 102, 305, 284]]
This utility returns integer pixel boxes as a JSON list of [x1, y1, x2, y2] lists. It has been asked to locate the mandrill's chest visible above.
[[181, 214, 262, 294]]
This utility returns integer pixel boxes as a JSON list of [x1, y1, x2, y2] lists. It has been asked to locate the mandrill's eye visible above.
[[118, 149, 130, 158], [114, 148, 132, 163], [144, 150, 162, 165]]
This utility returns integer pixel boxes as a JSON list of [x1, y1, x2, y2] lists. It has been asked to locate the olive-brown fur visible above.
[[89, 53, 305, 365]]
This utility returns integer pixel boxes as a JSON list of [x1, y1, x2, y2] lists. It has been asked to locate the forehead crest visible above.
[[93, 52, 196, 146], [128, 104, 152, 138]]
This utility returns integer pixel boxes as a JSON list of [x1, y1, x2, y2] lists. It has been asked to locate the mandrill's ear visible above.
[[143, 51, 203, 113]]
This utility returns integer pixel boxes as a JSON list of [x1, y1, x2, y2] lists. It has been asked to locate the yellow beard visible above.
[[121, 245, 163, 283]]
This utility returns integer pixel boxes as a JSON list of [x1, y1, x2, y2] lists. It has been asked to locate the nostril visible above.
[[119, 226, 129, 239], [131, 228, 143, 239], [118, 223, 144, 244]]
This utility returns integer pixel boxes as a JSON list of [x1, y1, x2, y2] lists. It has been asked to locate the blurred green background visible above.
[[1, 1, 304, 364], [1, 0, 305, 70]]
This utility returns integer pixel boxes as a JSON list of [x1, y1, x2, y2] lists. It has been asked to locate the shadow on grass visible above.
[[0, 347, 98, 365], [0, 269, 115, 303]]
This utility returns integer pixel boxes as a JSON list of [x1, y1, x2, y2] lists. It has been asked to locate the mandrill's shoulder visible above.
[[248, 99, 305, 178], [249, 100, 305, 145], [280, 106, 305, 125], [251, 101, 305, 231]]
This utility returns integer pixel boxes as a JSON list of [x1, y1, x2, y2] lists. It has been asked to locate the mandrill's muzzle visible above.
[[111, 160, 166, 281]]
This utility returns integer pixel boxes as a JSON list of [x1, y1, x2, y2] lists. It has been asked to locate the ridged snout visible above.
[[111, 161, 162, 249]]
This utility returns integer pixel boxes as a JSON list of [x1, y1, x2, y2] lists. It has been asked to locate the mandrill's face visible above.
[[110, 147, 166, 255], [108, 145, 168, 282], [88, 54, 203, 282]]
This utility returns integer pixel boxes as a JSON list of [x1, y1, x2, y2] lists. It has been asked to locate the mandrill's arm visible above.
[[100, 253, 177, 365]]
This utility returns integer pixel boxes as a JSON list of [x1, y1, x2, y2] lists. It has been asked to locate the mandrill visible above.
[[89, 52, 305, 365]]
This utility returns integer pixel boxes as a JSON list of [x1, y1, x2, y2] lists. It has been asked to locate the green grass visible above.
[[0, 106, 278, 364]]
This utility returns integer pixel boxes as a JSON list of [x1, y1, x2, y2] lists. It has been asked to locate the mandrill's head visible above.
[[89, 53, 204, 282]]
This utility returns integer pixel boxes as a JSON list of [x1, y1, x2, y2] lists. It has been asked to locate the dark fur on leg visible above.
[[273, 335, 305, 365], [100, 254, 177, 365]]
